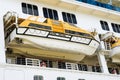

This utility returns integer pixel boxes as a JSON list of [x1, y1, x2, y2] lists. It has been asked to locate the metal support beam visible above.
[[97, 52, 109, 74]]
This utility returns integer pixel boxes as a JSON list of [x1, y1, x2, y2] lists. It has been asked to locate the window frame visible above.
[[111, 23, 120, 33], [100, 20, 109, 31], [43, 7, 59, 20], [78, 79, 85, 80], [21, 2, 39, 16], [57, 77, 65, 80], [34, 75, 43, 80], [62, 12, 77, 24]]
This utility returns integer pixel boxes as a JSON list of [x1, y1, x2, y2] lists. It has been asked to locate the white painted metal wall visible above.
[[0, 64, 119, 80]]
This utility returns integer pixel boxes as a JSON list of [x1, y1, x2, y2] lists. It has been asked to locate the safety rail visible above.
[[76, 0, 120, 12], [6, 57, 120, 74]]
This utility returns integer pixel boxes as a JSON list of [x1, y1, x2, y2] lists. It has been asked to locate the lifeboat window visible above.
[[34, 75, 43, 80], [28, 23, 51, 30], [57, 77, 65, 80], [62, 12, 77, 24], [43, 7, 59, 20], [65, 30, 92, 38], [100, 20, 109, 31], [21, 3, 39, 16], [111, 23, 120, 33]]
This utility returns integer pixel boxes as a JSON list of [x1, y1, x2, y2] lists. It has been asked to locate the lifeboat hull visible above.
[[7, 27, 99, 61], [110, 46, 120, 63], [17, 28, 99, 55]]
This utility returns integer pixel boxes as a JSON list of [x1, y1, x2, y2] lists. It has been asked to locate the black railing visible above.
[[76, 0, 120, 12]]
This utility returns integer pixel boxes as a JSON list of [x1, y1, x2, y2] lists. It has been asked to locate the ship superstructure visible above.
[[0, 0, 120, 80]]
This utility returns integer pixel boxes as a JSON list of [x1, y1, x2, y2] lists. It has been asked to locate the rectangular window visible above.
[[28, 4, 33, 15], [16, 57, 26, 65], [58, 62, 66, 69], [22, 3, 27, 14], [43, 7, 59, 20], [92, 66, 101, 72], [34, 75, 43, 80], [57, 77, 65, 80], [78, 64, 88, 71], [100, 20, 109, 31], [111, 23, 120, 33], [78, 79, 85, 80], [21, 2, 39, 16], [42, 60, 53, 68], [33, 5, 39, 16], [62, 12, 77, 24]]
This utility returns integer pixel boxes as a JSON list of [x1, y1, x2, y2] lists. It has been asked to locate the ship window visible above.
[[22, 3, 27, 14], [43, 7, 59, 20], [92, 66, 101, 72], [108, 68, 119, 74], [34, 75, 43, 80], [58, 62, 66, 69], [33, 5, 39, 16], [100, 20, 109, 31], [111, 23, 120, 33], [16, 57, 26, 65], [62, 12, 77, 24], [78, 79, 85, 80], [28, 4, 33, 15], [57, 77, 65, 80], [41, 60, 53, 68], [78, 64, 88, 71], [22, 3, 39, 16]]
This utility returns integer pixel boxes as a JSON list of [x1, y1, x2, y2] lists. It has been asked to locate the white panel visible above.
[[5, 69, 24, 80], [26, 29, 49, 37], [89, 40, 99, 48], [71, 36, 90, 44], [48, 35, 70, 40], [0, 68, 4, 80], [18, 28, 27, 34]]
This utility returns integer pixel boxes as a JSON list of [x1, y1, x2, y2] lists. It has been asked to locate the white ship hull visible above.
[[0, 63, 119, 80], [0, 0, 120, 80]]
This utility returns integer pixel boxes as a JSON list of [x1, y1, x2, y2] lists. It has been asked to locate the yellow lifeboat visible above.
[[110, 37, 120, 63], [5, 15, 99, 61]]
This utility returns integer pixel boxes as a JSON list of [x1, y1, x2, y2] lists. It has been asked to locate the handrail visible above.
[[76, 0, 120, 12]]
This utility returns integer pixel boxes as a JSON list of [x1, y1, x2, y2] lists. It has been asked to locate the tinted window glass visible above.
[[111, 23, 120, 33], [28, 4, 33, 15], [21, 3, 39, 16], [22, 3, 27, 14], [100, 20, 109, 31], [33, 5, 39, 16], [43, 7, 59, 20], [62, 12, 77, 24]]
